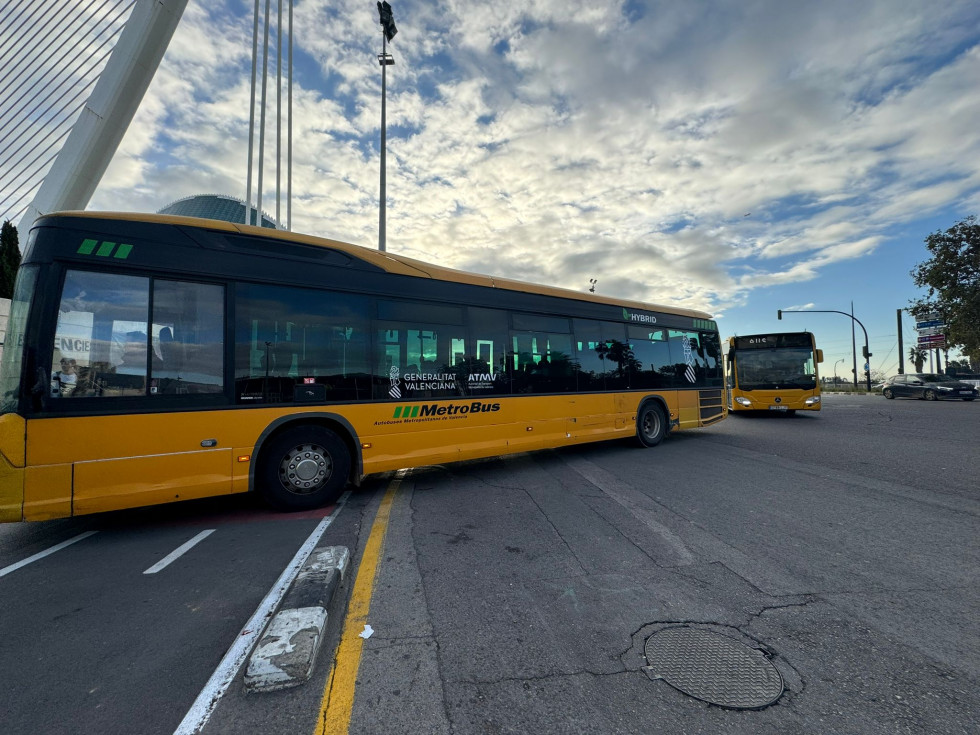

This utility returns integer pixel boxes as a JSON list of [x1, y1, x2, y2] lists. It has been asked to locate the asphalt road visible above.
[[1, 394, 977, 734]]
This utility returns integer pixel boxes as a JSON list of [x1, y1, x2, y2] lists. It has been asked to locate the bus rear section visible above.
[[726, 332, 823, 414]]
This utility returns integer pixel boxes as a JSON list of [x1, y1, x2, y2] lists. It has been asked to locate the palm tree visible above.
[[908, 346, 927, 372]]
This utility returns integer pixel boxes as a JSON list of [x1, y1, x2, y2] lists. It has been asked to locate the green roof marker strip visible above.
[[77, 239, 135, 259]]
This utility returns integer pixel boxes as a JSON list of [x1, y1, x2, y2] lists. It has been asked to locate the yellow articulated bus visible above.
[[1, 211, 725, 522], [725, 332, 823, 414]]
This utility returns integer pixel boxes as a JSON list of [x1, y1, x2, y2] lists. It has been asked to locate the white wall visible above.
[[0, 297, 10, 369]]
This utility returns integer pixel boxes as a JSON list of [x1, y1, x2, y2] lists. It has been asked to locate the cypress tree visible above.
[[0, 221, 22, 299]]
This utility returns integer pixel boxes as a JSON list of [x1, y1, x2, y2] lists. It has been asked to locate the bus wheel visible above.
[[636, 402, 666, 447], [259, 426, 350, 511]]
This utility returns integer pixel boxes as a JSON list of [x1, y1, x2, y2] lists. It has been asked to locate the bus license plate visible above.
[[768, 405, 788, 411]]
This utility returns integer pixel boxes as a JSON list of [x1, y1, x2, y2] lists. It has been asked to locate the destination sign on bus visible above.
[[733, 333, 812, 350]]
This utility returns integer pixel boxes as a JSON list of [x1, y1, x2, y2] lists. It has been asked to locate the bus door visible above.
[[30, 269, 232, 519]]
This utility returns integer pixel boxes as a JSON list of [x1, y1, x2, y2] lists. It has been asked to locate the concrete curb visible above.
[[244, 545, 350, 692]]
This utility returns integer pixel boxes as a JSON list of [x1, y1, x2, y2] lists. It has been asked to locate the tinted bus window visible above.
[[628, 326, 673, 389], [668, 329, 723, 387], [572, 319, 604, 391], [699, 331, 724, 386], [0, 266, 37, 412], [511, 314, 574, 394], [53, 270, 150, 397], [374, 322, 467, 400], [151, 280, 224, 395], [466, 307, 511, 395], [599, 321, 630, 391], [235, 283, 371, 403]]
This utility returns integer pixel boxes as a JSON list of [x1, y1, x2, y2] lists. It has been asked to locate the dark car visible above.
[[881, 373, 978, 401]]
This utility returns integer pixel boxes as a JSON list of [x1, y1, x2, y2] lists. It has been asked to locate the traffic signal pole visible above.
[[778, 308, 873, 391]]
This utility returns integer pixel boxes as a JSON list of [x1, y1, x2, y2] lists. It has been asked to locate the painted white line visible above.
[[143, 529, 216, 575], [0, 531, 99, 578], [172, 492, 350, 735], [562, 455, 695, 566]]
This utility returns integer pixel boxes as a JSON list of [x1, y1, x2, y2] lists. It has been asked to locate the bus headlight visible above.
[[805, 396, 821, 405], [735, 397, 752, 406]]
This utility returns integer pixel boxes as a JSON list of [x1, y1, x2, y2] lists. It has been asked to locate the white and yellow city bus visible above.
[[1, 211, 725, 522], [726, 332, 823, 414]]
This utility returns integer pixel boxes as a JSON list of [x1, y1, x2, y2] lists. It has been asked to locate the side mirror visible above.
[[816, 349, 824, 363]]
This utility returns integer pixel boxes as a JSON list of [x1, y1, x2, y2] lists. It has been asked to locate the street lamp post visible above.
[[377, 1, 397, 253], [834, 358, 844, 385], [779, 308, 873, 391]]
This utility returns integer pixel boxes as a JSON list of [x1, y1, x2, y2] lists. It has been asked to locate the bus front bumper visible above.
[[733, 394, 821, 411]]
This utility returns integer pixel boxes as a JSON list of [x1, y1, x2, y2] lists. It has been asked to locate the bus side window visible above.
[[234, 283, 372, 404], [467, 307, 510, 395], [700, 331, 724, 386], [627, 326, 672, 389], [511, 314, 573, 394], [150, 280, 224, 395], [53, 270, 150, 398]]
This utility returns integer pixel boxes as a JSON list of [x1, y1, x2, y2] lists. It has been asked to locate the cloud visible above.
[[76, 0, 980, 319]]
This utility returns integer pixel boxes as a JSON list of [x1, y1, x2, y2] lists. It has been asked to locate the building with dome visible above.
[[157, 194, 280, 228]]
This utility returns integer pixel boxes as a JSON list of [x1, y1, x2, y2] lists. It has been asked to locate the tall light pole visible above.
[[377, 1, 397, 252], [779, 308, 873, 391], [834, 358, 844, 384], [245, 0, 293, 229]]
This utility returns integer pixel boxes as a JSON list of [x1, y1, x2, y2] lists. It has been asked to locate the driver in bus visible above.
[[51, 358, 78, 397]]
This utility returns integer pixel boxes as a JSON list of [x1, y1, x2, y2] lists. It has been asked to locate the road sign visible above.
[[917, 326, 944, 336], [917, 335, 946, 346], [916, 319, 945, 329]]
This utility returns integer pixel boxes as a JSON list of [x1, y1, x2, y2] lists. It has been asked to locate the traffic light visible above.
[[777, 310, 782, 320]]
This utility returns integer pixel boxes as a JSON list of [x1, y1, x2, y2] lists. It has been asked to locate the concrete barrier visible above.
[[244, 545, 350, 692]]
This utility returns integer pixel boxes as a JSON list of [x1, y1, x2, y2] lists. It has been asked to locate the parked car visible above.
[[880, 373, 978, 401]]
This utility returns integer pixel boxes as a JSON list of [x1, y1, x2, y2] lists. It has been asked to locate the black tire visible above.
[[924, 389, 938, 401], [636, 401, 667, 447], [963, 397, 975, 402], [883, 388, 894, 399], [258, 425, 350, 511]]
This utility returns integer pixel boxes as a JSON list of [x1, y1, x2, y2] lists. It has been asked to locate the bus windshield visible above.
[[0, 265, 38, 414], [735, 347, 816, 390]]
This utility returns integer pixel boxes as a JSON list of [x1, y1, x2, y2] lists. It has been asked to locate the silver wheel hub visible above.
[[280, 444, 331, 494]]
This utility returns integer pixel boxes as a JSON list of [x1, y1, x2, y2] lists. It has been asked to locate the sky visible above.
[[8, 0, 980, 379]]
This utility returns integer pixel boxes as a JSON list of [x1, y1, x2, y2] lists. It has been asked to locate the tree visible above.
[[0, 220, 21, 299], [909, 215, 980, 367], [908, 346, 927, 372], [946, 357, 973, 374]]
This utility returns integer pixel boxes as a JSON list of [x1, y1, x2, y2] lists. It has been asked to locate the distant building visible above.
[[157, 194, 280, 228]]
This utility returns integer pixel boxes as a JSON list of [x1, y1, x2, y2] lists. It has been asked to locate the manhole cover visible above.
[[644, 626, 783, 709]]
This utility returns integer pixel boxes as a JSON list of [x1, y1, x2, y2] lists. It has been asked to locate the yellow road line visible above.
[[315, 475, 401, 735]]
